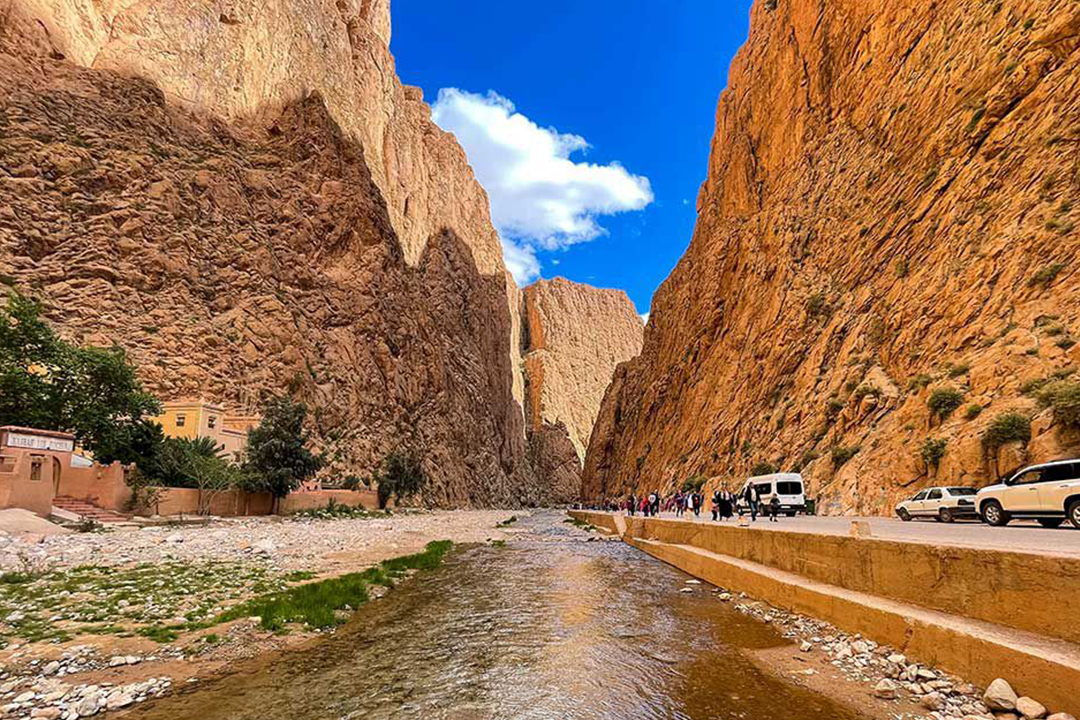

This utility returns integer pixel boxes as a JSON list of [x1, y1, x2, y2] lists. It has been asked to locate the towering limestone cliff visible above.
[[0, 0, 541, 505], [521, 278, 644, 502], [585, 0, 1080, 514]]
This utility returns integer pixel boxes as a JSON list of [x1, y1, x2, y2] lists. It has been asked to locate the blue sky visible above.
[[391, 2, 754, 317]]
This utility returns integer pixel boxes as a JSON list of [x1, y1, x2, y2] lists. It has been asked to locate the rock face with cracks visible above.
[[584, 0, 1080, 514], [0, 2, 553, 506], [521, 278, 644, 502]]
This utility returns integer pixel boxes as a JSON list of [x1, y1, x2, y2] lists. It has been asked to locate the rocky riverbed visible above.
[[0, 510, 521, 718], [714, 584, 1075, 720]]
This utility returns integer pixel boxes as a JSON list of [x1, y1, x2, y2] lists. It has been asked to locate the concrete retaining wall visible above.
[[571, 511, 1080, 646]]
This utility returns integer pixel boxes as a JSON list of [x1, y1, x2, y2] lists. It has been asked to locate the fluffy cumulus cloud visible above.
[[432, 88, 653, 284]]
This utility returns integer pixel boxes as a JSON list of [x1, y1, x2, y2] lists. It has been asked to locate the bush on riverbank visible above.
[[217, 540, 452, 631]]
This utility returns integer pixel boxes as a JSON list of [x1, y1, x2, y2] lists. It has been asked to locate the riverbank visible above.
[[0, 509, 521, 717], [571, 510, 1080, 719]]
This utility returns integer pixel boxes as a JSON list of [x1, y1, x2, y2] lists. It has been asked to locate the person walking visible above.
[[711, 489, 721, 521], [718, 487, 732, 520], [690, 491, 700, 518], [628, 494, 636, 516], [651, 490, 661, 517], [768, 493, 781, 522], [743, 483, 760, 521]]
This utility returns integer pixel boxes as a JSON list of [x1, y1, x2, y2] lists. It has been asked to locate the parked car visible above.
[[977, 459, 1080, 528], [735, 473, 806, 516], [894, 486, 978, 523]]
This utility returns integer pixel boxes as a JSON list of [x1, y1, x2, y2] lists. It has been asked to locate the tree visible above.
[[375, 449, 425, 509], [244, 397, 323, 510], [0, 290, 161, 456]]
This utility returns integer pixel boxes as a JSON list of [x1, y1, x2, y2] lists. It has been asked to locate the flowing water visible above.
[[130, 513, 862, 720]]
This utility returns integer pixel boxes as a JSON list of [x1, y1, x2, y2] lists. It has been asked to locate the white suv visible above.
[[895, 486, 979, 523], [976, 459, 1080, 529]]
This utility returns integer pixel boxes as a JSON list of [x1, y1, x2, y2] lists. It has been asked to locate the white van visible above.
[[735, 473, 806, 516]]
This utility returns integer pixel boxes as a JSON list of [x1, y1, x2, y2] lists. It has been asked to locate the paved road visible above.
[[615, 511, 1080, 559]]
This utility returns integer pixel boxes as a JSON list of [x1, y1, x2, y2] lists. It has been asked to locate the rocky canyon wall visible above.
[[584, 0, 1080, 514], [521, 278, 644, 502], [0, 0, 546, 505]]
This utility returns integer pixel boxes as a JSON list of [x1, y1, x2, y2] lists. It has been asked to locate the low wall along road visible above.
[[569, 510, 1080, 717]]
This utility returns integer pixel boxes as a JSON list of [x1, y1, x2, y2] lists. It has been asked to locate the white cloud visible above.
[[640, 313, 650, 325], [432, 88, 653, 285]]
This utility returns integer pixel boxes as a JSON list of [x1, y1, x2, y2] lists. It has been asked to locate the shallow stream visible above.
[[130, 512, 861, 719]]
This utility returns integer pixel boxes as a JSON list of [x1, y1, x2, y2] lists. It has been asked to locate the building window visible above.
[[0, 456, 14, 474], [30, 456, 43, 482], [208, 415, 217, 429], [176, 414, 186, 427]]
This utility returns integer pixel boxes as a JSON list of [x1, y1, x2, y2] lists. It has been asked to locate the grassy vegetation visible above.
[[1035, 380, 1080, 427], [0, 561, 279, 646], [907, 374, 933, 392], [217, 541, 452, 632], [982, 412, 1032, 450], [964, 404, 983, 420], [830, 445, 860, 468], [920, 438, 948, 468], [1029, 262, 1066, 289], [946, 362, 971, 378], [564, 517, 598, 532], [927, 387, 964, 418], [290, 499, 389, 521]]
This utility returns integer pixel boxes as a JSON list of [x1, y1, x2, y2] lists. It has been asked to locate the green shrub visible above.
[[1036, 380, 1080, 427], [920, 438, 948, 468], [946, 362, 971, 378], [1057, 337, 1076, 350], [1020, 377, 1050, 396], [894, 259, 909, 278], [751, 462, 777, 477], [792, 449, 820, 472], [981, 412, 1031, 450], [830, 445, 860, 467], [806, 292, 830, 320], [825, 398, 845, 418], [375, 449, 426, 509], [1029, 262, 1065, 289], [907, 374, 932, 392], [964, 404, 983, 420], [927, 387, 964, 418], [852, 384, 881, 403]]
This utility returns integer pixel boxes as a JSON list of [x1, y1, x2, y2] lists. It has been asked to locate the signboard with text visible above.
[[2, 432, 75, 453]]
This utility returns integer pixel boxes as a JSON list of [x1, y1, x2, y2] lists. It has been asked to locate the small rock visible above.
[[983, 678, 1018, 712], [920, 692, 944, 711], [164, 534, 184, 544], [1047, 714, 1078, 720], [799, 641, 813, 653], [873, 679, 900, 699], [1016, 697, 1047, 719]]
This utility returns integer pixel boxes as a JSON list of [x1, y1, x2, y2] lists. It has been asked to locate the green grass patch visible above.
[[564, 516, 597, 531], [217, 541, 452, 632]]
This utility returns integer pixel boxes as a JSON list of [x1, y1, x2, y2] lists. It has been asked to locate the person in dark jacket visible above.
[[743, 484, 760, 521], [768, 493, 781, 522], [628, 494, 636, 516]]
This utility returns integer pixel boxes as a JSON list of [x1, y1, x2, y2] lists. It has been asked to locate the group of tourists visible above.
[[621, 483, 783, 523], [626, 491, 663, 516]]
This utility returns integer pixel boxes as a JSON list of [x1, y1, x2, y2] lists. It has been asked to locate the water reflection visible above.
[[130, 513, 862, 720]]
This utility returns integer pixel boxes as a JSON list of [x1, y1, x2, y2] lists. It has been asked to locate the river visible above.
[[129, 512, 862, 719]]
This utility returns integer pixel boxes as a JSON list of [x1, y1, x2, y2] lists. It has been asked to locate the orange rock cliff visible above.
[[522, 278, 644, 503], [584, 0, 1080, 514], [0, 0, 640, 505]]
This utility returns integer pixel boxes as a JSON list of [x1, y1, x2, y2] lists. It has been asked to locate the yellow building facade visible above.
[[152, 400, 259, 463]]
